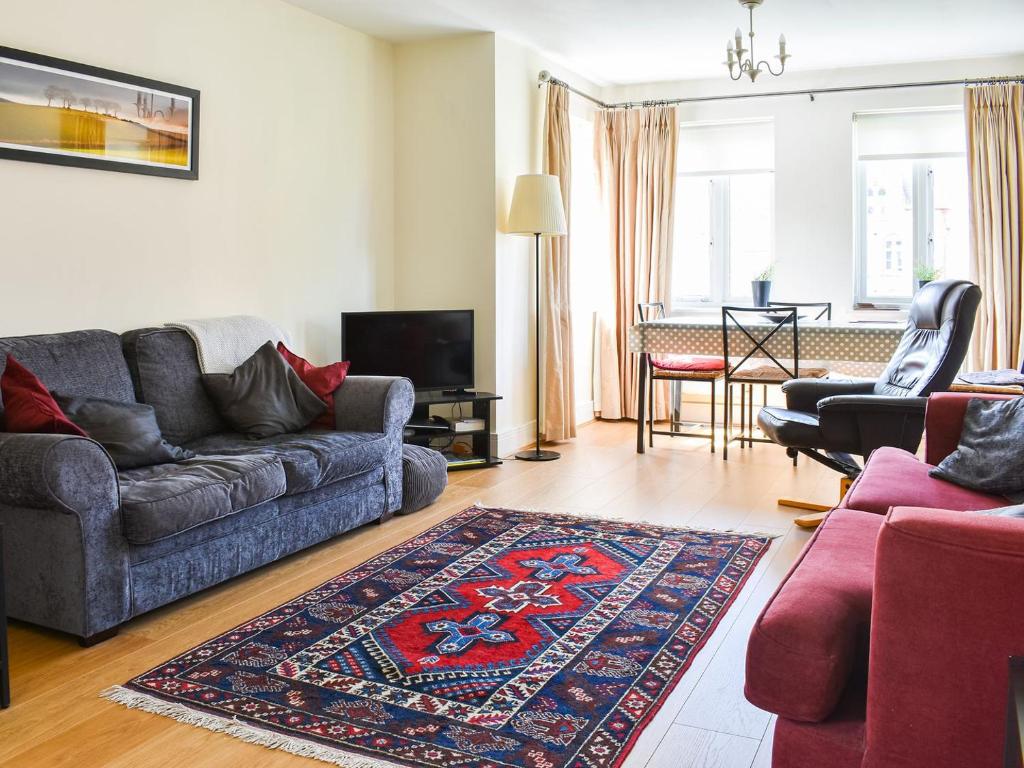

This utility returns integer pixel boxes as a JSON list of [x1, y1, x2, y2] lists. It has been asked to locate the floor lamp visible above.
[[507, 174, 568, 462]]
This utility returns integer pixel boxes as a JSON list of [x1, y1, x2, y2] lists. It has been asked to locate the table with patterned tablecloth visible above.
[[629, 315, 906, 453]]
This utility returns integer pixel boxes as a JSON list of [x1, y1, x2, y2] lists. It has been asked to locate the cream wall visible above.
[[603, 54, 1024, 319], [392, 34, 497, 396], [0, 0, 394, 363]]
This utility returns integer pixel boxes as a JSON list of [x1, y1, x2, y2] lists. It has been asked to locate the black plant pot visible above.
[[917, 279, 931, 291], [751, 280, 772, 307]]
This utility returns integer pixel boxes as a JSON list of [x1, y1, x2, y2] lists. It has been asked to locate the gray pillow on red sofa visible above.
[[929, 397, 1024, 502], [56, 394, 194, 470], [977, 504, 1024, 518], [201, 341, 326, 439]]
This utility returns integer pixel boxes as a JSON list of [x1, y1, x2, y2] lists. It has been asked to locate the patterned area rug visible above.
[[104, 507, 772, 768]]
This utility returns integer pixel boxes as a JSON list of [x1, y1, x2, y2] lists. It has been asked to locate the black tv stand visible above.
[[405, 390, 502, 471]]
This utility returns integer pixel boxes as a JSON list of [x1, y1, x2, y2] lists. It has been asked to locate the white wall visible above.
[[604, 54, 1024, 318], [0, 0, 394, 364], [393, 34, 497, 397]]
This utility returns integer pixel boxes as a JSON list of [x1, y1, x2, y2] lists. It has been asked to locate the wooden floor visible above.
[[0, 419, 837, 768]]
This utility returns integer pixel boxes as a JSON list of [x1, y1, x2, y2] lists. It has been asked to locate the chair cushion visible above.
[[758, 406, 828, 450], [840, 446, 1009, 516], [119, 455, 286, 544], [745, 508, 882, 723], [651, 354, 726, 372], [734, 365, 829, 382], [186, 429, 390, 495]]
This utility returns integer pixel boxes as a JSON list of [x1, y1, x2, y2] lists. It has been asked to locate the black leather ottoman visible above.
[[399, 444, 448, 515]]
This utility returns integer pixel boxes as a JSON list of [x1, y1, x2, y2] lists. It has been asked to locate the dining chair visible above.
[[767, 300, 832, 320], [637, 302, 726, 452], [721, 306, 828, 460]]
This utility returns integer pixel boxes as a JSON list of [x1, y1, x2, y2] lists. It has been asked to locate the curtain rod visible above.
[[538, 70, 1024, 107]]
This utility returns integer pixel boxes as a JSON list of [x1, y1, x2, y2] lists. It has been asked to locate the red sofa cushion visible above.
[[650, 354, 725, 371], [745, 508, 881, 723], [839, 446, 1008, 516], [1, 354, 87, 436], [276, 343, 349, 429]]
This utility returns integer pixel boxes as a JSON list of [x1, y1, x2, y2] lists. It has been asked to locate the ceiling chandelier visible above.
[[725, 0, 790, 82]]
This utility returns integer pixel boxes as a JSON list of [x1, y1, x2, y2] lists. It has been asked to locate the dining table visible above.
[[629, 313, 907, 453]]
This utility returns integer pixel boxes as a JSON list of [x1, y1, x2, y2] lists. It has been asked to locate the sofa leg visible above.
[[78, 626, 119, 647]]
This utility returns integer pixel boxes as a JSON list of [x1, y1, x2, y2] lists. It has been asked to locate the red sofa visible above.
[[745, 392, 1024, 768]]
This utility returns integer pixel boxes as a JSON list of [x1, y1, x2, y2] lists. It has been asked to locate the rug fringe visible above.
[[100, 686, 409, 768], [472, 502, 782, 540]]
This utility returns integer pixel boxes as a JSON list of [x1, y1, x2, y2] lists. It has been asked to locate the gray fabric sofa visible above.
[[0, 328, 414, 644]]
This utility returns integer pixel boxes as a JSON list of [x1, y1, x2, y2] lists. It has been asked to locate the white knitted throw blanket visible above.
[[165, 315, 288, 374]]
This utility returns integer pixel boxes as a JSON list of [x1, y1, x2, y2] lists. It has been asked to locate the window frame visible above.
[[853, 107, 967, 308], [673, 168, 775, 309]]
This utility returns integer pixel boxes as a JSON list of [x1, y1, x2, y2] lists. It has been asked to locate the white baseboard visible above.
[[494, 420, 537, 458]]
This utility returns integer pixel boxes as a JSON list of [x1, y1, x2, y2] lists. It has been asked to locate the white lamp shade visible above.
[[507, 174, 567, 236]]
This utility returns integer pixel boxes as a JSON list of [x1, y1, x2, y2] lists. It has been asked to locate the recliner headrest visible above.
[[909, 279, 975, 330]]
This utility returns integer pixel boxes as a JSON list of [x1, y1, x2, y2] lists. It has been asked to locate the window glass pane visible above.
[[729, 173, 773, 299], [673, 176, 713, 302], [862, 159, 915, 299], [929, 157, 970, 282]]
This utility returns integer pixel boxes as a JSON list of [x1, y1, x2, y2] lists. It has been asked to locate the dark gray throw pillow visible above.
[[201, 341, 326, 439], [976, 504, 1024, 518], [929, 397, 1024, 502], [56, 395, 195, 470]]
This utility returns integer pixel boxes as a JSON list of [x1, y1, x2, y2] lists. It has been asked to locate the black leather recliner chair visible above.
[[757, 279, 981, 479]]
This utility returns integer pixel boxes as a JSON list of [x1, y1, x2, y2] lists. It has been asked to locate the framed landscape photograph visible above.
[[0, 47, 199, 179]]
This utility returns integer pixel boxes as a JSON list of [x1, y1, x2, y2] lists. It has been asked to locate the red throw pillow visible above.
[[276, 343, 349, 429], [1, 354, 87, 436]]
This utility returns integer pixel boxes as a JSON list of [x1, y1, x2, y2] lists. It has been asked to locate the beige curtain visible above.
[[966, 83, 1024, 370], [594, 106, 679, 420], [541, 84, 576, 440]]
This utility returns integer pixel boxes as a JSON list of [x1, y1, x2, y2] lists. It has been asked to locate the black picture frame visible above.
[[0, 46, 199, 180]]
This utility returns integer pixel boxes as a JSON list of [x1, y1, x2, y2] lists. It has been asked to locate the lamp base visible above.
[[515, 448, 561, 462]]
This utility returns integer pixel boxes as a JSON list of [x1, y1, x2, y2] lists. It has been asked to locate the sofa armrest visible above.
[[781, 378, 876, 414], [0, 432, 129, 638], [924, 392, 1017, 466], [333, 376, 415, 517], [865, 507, 1024, 768], [0, 433, 118, 514], [816, 395, 927, 458]]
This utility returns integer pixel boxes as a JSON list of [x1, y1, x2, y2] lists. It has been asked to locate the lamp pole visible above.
[[516, 230, 560, 461]]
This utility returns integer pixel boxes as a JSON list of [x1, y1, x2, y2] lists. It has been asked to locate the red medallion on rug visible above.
[[106, 507, 771, 768]]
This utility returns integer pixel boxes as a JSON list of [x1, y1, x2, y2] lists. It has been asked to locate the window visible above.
[[673, 120, 774, 306], [854, 109, 969, 306]]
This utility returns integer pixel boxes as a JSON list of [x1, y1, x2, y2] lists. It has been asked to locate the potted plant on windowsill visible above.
[[914, 264, 941, 292], [752, 265, 774, 307]]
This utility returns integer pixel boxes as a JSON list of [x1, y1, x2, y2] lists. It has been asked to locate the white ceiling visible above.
[[286, 0, 1024, 85]]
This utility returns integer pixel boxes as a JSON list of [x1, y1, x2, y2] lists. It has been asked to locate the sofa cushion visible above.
[[186, 430, 389, 495], [840, 446, 1009, 516], [121, 328, 225, 445], [119, 455, 286, 544], [56, 394, 193, 470], [201, 342, 326, 439], [929, 396, 1024, 501], [0, 330, 135, 422], [745, 508, 882, 723], [1, 355, 87, 436], [277, 342, 349, 429]]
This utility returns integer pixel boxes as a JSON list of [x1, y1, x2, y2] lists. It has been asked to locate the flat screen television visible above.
[[341, 310, 474, 392]]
